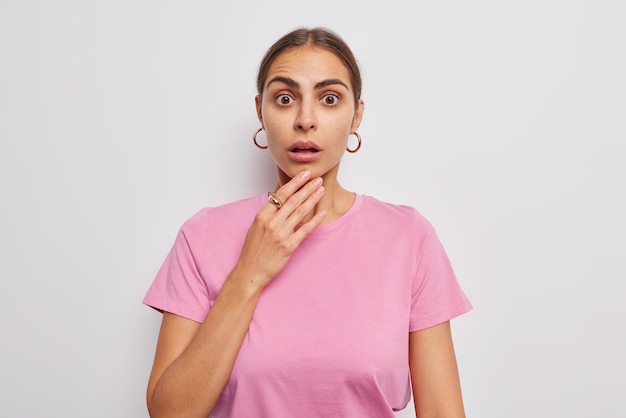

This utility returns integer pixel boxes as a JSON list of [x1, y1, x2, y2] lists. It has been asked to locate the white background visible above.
[[1, 1, 624, 417]]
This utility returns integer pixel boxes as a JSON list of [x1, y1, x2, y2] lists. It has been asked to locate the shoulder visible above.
[[179, 194, 263, 238], [359, 195, 435, 236]]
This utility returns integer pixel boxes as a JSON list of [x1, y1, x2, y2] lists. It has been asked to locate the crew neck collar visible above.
[[255, 192, 362, 237]]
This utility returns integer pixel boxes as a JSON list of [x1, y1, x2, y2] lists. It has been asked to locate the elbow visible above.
[[146, 390, 157, 418], [146, 387, 168, 418], [146, 392, 214, 418]]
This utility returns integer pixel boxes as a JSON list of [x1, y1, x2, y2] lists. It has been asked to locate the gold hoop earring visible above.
[[346, 132, 362, 153], [253, 128, 268, 149]]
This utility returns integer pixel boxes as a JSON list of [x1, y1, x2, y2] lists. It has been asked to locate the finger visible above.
[[279, 176, 323, 214], [290, 206, 326, 244], [272, 170, 313, 203], [282, 183, 324, 231], [264, 178, 323, 220], [260, 170, 312, 214]]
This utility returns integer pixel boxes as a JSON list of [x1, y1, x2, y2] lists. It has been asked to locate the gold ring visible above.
[[267, 193, 283, 209]]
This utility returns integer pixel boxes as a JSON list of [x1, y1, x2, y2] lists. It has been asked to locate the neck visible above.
[[274, 166, 354, 225]]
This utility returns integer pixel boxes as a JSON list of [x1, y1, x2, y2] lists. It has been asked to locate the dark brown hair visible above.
[[256, 27, 362, 106]]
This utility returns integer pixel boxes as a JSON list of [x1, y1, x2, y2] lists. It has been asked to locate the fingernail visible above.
[[300, 170, 311, 179], [312, 177, 323, 186], [318, 210, 327, 217], [316, 185, 325, 194]]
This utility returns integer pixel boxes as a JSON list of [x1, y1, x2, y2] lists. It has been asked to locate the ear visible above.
[[351, 99, 364, 133], [255, 95, 263, 127]]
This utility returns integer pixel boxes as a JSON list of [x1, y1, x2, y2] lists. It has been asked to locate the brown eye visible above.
[[322, 94, 339, 105], [276, 94, 294, 105]]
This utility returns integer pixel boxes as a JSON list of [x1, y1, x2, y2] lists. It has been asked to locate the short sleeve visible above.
[[409, 217, 472, 332], [143, 223, 211, 323]]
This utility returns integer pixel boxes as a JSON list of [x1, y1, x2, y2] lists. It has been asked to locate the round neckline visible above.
[[255, 192, 362, 237]]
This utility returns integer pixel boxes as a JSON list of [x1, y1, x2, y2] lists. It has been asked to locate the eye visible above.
[[275, 94, 294, 106], [322, 94, 340, 106]]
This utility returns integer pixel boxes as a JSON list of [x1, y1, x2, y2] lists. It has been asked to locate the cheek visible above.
[[334, 127, 348, 142], [332, 121, 352, 141], [265, 123, 283, 145]]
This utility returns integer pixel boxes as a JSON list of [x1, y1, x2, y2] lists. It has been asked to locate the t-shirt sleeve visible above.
[[409, 215, 472, 332], [143, 220, 211, 323]]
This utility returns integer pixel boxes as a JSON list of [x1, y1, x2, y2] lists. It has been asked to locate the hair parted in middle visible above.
[[256, 27, 362, 107]]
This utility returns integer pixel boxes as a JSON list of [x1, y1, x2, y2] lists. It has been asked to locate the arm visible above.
[[146, 170, 325, 418], [146, 273, 262, 418], [409, 321, 466, 418]]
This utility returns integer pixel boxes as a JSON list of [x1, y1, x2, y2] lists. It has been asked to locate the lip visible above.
[[287, 141, 321, 163], [289, 141, 321, 152]]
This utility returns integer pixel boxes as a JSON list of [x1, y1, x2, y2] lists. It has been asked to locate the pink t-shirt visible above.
[[144, 193, 472, 417]]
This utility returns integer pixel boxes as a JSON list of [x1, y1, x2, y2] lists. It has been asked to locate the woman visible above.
[[144, 27, 472, 418]]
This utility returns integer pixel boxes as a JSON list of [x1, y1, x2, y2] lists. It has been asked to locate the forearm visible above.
[[148, 267, 263, 418], [410, 322, 466, 418]]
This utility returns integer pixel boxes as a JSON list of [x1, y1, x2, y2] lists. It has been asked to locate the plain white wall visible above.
[[1, 1, 624, 417]]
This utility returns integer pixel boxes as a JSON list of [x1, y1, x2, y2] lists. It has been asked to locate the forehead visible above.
[[266, 46, 351, 87]]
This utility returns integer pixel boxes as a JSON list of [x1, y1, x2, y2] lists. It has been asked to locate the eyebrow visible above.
[[266, 76, 350, 92]]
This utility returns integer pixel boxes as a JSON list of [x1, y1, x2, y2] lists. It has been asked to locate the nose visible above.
[[294, 101, 316, 132]]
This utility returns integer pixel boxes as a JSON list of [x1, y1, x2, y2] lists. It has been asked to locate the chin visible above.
[[275, 161, 339, 183]]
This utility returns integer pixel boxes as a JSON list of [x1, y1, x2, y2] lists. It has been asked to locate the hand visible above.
[[234, 170, 325, 290]]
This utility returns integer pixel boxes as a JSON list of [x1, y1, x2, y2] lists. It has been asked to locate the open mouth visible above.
[[290, 147, 319, 153]]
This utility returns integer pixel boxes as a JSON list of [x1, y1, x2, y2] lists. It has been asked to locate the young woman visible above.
[[144, 27, 472, 418]]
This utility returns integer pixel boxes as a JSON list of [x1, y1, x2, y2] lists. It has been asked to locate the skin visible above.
[[256, 45, 364, 224], [146, 45, 466, 418]]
